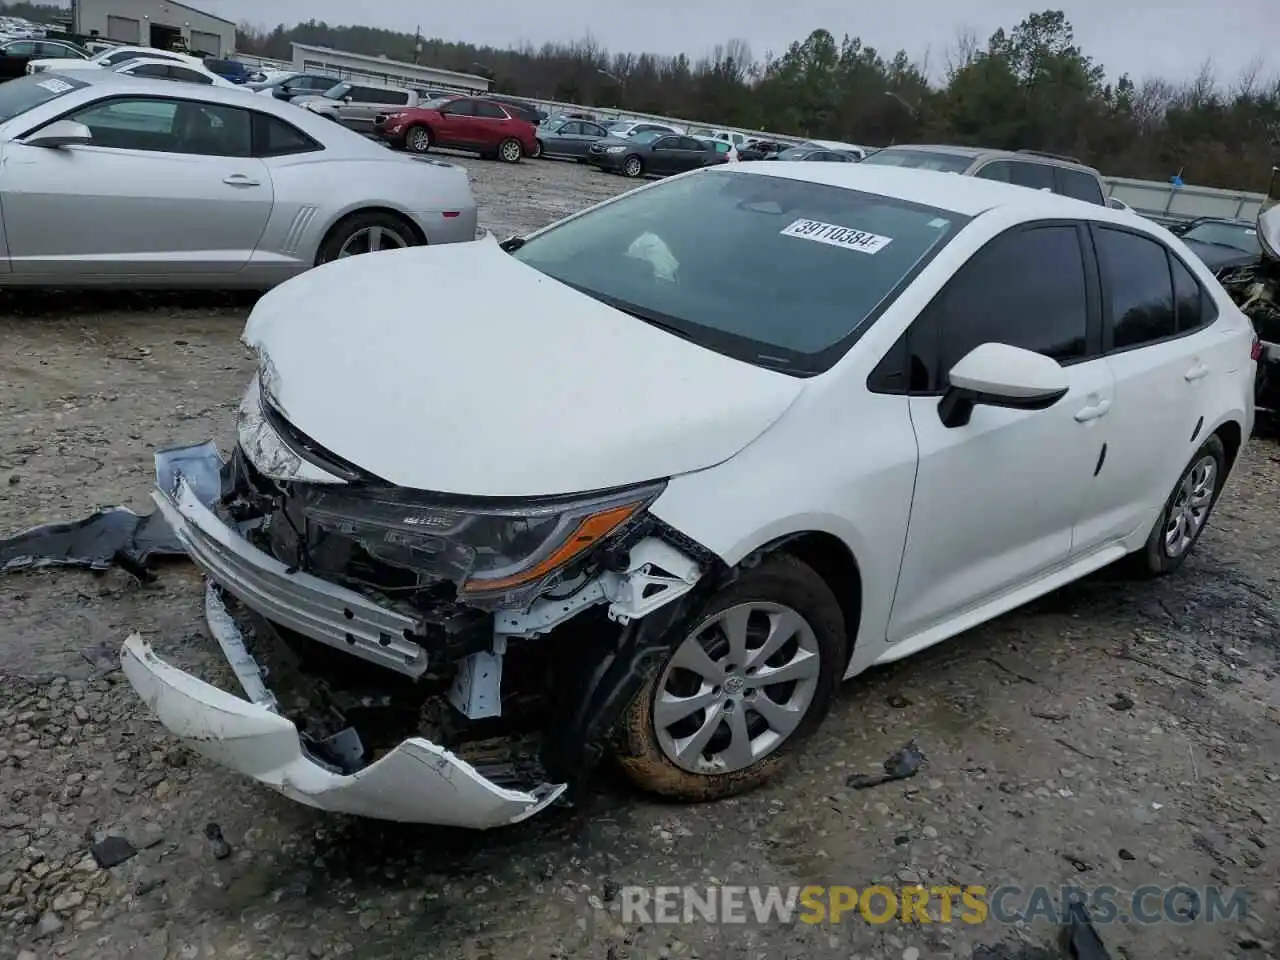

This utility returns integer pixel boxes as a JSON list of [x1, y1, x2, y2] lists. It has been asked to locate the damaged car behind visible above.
[[123, 163, 1257, 829]]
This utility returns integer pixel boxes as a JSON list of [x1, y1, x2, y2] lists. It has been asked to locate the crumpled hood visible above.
[[242, 239, 804, 497]]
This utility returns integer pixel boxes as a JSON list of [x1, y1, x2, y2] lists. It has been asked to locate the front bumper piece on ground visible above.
[[120, 467, 567, 827]]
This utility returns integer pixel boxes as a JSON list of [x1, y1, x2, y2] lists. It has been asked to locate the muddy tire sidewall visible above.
[[613, 553, 847, 801]]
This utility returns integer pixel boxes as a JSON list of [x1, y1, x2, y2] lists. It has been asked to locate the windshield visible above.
[[0, 73, 88, 124], [859, 148, 974, 174], [1182, 222, 1260, 256], [422, 96, 455, 109], [777, 147, 816, 160], [511, 169, 966, 374], [322, 82, 351, 99], [628, 130, 663, 145]]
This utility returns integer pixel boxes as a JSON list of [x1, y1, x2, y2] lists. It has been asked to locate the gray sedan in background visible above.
[[0, 71, 478, 289], [534, 117, 609, 160]]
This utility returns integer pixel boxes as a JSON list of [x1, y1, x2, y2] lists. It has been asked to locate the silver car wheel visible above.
[[337, 225, 410, 258], [500, 139, 522, 162], [407, 127, 430, 152], [1164, 455, 1217, 558], [654, 601, 821, 775], [624, 156, 642, 177]]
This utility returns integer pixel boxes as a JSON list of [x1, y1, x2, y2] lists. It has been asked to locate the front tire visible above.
[[613, 554, 847, 801], [531, 138, 544, 159], [498, 138, 523, 163], [1133, 434, 1226, 576], [405, 125, 431, 154], [622, 155, 644, 178]]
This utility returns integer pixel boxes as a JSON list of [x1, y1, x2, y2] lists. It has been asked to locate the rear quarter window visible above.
[[1058, 168, 1105, 205]]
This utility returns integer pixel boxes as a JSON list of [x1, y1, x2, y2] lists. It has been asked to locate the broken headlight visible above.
[[297, 481, 665, 606]]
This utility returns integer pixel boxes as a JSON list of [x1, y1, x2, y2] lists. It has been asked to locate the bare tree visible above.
[[943, 26, 979, 83], [1232, 54, 1266, 100]]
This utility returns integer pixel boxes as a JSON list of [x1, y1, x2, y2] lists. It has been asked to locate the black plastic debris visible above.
[[1108, 693, 1135, 711], [1062, 900, 1112, 959], [846, 739, 925, 790], [89, 835, 138, 869], [0, 441, 225, 577], [205, 822, 232, 860]]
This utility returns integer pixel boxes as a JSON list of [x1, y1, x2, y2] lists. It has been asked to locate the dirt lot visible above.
[[2, 154, 1279, 960]]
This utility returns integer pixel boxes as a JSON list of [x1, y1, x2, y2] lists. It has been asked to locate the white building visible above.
[[290, 43, 491, 95], [71, 0, 235, 57]]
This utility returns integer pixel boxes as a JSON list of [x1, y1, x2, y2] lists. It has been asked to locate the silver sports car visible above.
[[0, 71, 478, 288]]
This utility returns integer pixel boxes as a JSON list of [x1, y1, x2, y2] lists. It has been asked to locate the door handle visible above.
[[222, 174, 260, 186], [1185, 363, 1209, 382], [1074, 399, 1111, 423]]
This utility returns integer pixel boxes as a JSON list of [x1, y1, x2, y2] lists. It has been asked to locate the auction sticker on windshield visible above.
[[36, 78, 74, 94], [780, 219, 892, 254]]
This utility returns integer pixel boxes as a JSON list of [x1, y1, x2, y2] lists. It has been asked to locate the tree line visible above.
[[4, 4, 1276, 191]]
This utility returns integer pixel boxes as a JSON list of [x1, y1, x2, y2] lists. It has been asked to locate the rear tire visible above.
[[498, 138, 523, 163], [613, 554, 847, 801], [1130, 434, 1226, 577], [405, 125, 431, 154], [315, 211, 418, 266]]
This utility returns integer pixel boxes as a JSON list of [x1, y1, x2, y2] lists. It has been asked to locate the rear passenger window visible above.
[[917, 225, 1090, 391], [1007, 162, 1056, 191], [974, 161, 1013, 183], [1170, 255, 1217, 332], [1095, 227, 1177, 349], [1058, 168, 1105, 205]]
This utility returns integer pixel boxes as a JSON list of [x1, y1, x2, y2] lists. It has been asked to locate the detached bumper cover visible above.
[[121, 634, 566, 827]]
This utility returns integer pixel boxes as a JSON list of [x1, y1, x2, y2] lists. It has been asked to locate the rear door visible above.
[[470, 100, 511, 151], [435, 98, 477, 148], [647, 135, 683, 175], [2, 96, 273, 278], [1072, 224, 1236, 552]]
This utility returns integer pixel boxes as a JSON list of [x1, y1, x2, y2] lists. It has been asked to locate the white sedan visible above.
[[110, 56, 236, 88], [120, 161, 1255, 827], [27, 44, 202, 74]]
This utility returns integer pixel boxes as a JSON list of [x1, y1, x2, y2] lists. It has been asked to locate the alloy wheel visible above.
[[624, 157, 642, 177], [500, 139, 522, 162], [1164, 455, 1217, 558], [337, 225, 410, 258], [653, 602, 821, 775], [408, 127, 430, 152]]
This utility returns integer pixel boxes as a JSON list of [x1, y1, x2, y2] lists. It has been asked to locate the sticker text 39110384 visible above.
[[780, 219, 893, 254]]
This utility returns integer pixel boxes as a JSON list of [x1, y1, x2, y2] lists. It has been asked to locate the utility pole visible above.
[[413, 26, 422, 64]]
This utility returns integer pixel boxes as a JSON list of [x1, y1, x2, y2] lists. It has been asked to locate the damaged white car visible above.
[[123, 162, 1256, 828]]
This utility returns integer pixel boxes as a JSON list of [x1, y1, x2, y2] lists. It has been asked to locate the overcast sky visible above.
[[201, 0, 1273, 85]]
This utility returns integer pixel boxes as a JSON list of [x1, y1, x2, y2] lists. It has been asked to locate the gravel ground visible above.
[[2, 154, 1279, 960]]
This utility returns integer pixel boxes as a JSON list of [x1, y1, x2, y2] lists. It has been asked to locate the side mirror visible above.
[[938, 342, 1069, 428], [23, 119, 92, 148], [342, 95, 353, 103]]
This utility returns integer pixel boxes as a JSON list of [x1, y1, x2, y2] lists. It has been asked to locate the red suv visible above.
[[374, 96, 538, 163]]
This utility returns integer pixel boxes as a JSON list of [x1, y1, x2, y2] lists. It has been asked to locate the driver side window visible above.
[[869, 223, 1093, 395], [64, 97, 252, 157]]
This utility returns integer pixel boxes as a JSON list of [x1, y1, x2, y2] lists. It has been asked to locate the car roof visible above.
[[727, 162, 1139, 221], [875, 143, 1100, 173], [45, 69, 339, 117]]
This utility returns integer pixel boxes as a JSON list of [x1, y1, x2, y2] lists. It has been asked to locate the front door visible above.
[[1, 96, 273, 278], [887, 222, 1112, 642]]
